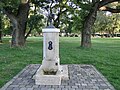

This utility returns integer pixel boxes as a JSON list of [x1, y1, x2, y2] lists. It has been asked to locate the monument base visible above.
[[34, 65, 69, 85]]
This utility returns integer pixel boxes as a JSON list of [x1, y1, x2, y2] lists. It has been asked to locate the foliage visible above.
[[0, 0, 20, 14], [0, 0, 46, 37], [94, 11, 120, 35], [69, 0, 93, 33], [1, 0, 119, 36], [94, 11, 108, 33], [0, 14, 11, 36], [2, 16, 11, 35], [28, 14, 45, 35]]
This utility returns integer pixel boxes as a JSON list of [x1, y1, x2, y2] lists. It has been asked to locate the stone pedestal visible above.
[[41, 28, 60, 73], [34, 27, 69, 85]]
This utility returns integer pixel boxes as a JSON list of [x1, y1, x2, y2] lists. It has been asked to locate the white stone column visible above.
[[41, 28, 60, 73]]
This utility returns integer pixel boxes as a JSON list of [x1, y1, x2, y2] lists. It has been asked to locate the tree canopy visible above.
[[0, 0, 120, 47]]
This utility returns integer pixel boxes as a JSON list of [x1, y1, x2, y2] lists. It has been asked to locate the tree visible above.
[[1, 0, 30, 47], [80, 0, 99, 48], [79, 0, 120, 48], [70, 0, 99, 47]]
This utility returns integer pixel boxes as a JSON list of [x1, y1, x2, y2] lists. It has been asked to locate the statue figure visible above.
[[43, 1, 56, 27], [41, 3, 52, 26], [48, 12, 54, 26]]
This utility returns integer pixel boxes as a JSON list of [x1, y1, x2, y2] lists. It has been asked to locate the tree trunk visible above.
[[11, 22, 25, 47], [0, 15, 2, 43], [81, 2, 99, 48], [0, 30, 2, 43], [6, 2, 29, 47]]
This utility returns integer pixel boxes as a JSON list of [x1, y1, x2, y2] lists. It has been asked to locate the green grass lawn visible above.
[[0, 37, 120, 90]]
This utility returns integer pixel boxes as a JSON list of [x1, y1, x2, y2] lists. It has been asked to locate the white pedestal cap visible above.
[[42, 28, 60, 33]]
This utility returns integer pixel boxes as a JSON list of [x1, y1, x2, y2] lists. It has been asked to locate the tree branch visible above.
[[25, 28, 32, 40], [54, 9, 68, 23], [99, 0, 119, 8], [3, 9, 18, 26], [21, 0, 29, 4], [100, 6, 120, 13]]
